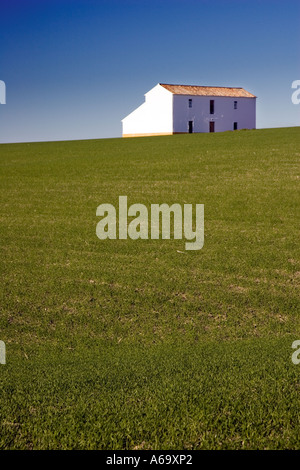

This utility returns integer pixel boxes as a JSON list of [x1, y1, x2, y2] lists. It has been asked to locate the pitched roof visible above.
[[159, 83, 256, 98]]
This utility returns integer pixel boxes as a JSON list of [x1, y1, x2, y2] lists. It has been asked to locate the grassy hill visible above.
[[0, 127, 299, 449]]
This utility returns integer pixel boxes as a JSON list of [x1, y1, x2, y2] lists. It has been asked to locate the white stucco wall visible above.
[[122, 84, 173, 136], [173, 95, 256, 133]]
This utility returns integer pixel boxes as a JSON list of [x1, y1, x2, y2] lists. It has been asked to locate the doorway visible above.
[[209, 121, 215, 133], [188, 121, 193, 133]]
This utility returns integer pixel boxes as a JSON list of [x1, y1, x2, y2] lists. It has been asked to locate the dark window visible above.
[[188, 99, 192, 108], [188, 121, 193, 133], [233, 122, 238, 130], [209, 121, 215, 133], [210, 100, 214, 114], [234, 101, 237, 109]]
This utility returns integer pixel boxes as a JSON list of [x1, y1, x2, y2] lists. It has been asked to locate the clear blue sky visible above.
[[1, 0, 299, 143]]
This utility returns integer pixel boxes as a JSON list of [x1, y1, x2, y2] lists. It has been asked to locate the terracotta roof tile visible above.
[[160, 83, 256, 98]]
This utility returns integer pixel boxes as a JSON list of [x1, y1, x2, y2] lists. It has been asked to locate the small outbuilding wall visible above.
[[122, 84, 173, 137]]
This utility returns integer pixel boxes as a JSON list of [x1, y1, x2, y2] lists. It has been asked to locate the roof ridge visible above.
[[159, 83, 243, 89]]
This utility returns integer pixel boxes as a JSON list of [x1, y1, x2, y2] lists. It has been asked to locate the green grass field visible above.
[[0, 127, 299, 449]]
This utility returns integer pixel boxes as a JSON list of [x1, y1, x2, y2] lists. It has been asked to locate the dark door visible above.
[[209, 121, 215, 133], [188, 121, 193, 133], [233, 122, 238, 130]]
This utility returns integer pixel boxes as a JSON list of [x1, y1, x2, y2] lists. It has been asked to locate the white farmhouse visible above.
[[122, 83, 256, 137]]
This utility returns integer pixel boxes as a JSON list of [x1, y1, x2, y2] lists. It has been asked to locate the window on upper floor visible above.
[[210, 100, 214, 114], [188, 99, 192, 108], [234, 101, 238, 109]]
